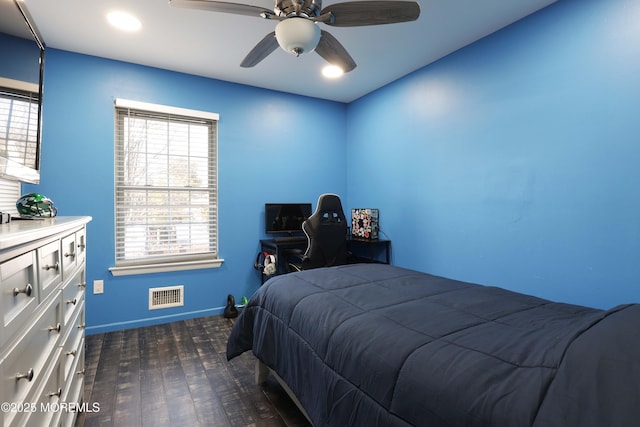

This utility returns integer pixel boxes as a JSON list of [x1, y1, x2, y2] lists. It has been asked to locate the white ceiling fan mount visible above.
[[275, 17, 321, 57]]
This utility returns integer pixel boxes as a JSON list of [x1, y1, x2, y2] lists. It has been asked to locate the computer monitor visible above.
[[265, 203, 312, 235]]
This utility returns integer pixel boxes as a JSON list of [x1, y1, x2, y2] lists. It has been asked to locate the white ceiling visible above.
[[17, 0, 557, 103]]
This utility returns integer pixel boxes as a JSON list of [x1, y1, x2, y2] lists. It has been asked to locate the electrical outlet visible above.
[[94, 279, 104, 294]]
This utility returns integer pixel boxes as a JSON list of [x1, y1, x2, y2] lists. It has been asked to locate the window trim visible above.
[[114, 99, 219, 122], [109, 257, 224, 276], [109, 98, 223, 276]]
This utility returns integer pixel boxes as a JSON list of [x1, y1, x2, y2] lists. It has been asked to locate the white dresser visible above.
[[0, 216, 91, 427]]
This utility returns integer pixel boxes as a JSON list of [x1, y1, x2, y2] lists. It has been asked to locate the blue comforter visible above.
[[227, 263, 640, 426]]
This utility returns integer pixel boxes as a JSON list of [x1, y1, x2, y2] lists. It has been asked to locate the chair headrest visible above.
[[314, 194, 344, 217]]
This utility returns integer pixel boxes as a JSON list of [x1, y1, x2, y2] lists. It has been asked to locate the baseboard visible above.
[[85, 306, 225, 335]]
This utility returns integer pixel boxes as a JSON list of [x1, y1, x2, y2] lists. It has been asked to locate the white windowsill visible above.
[[109, 258, 224, 276]]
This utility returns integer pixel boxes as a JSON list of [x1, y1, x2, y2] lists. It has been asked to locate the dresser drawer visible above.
[[61, 233, 78, 281], [61, 269, 85, 328], [0, 296, 62, 412], [22, 349, 64, 427], [60, 300, 84, 384], [75, 227, 87, 266], [59, 341, 85, 427], [37, 241, 62, 302], [1, 251, 38, 347]]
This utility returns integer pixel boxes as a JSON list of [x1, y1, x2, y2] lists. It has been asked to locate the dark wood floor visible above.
[[76, 315, 312, 427]]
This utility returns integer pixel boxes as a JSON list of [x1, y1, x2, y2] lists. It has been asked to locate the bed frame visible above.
[[255, 360, 312, 423]]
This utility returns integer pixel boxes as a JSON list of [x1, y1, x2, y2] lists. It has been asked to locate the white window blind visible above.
[[111, 99, 221, 276], [0, 177, 20, 214], [0, 85, 39, 170]]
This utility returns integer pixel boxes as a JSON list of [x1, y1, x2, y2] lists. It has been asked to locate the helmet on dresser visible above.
[[16, 193, 58, 218]]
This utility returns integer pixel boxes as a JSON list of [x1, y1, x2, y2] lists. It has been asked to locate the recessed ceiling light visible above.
[[106, 11, 142, 32], [322, 65, 344, 79]]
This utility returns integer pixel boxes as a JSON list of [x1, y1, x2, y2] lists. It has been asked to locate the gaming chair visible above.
[[290, 193, 348, 271]]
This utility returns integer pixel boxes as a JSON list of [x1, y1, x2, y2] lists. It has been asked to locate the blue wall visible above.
[[27, 51, 347, 333], [26, 0, 639, 333], [0, 33, 40, 83], [346, 0, 640, 309]]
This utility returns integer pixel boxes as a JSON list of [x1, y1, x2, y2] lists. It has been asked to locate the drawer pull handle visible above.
[[78, 243, 86, 249], [16, 368, 34, 382], [48, 323, 61, 333], [66, 298, 78, 305], [44, 262, 60, 271], [66, 349, 77, 357], [13, 283, 33, 297], [78, 324, 86, 330], [77, 369, 86, 376], [78, 282, 86, 288], [64, 252, 76, 259], [48, 388, 62, 398]]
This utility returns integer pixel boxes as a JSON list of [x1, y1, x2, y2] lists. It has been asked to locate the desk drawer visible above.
[[38, 241, 62, 302], [1, 251, 37, 347]]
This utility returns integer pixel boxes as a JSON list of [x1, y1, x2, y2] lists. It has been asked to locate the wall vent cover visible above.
[[149, 285, 184, 310]]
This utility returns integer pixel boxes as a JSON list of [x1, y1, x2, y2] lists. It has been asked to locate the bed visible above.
[[226, 263, 640, 426]]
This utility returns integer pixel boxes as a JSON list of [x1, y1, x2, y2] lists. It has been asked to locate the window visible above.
[[110, 99, 222, 276]]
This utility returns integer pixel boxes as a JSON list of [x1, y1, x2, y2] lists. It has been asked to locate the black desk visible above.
[[259, 237, 391, 283], [347, 237, 391, 264], [259, 237, 308, 277]]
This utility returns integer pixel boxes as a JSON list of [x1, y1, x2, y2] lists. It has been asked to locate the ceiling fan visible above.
[[170, 0, 420, 73]]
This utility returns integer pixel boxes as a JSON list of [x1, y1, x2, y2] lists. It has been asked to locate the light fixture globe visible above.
[[275, 18, 321, 57]]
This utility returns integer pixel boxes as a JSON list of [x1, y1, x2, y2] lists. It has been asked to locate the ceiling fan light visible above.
[[322, 65, 344, 78], [275, 18, 321, 57], [106, 11, 142, 32]]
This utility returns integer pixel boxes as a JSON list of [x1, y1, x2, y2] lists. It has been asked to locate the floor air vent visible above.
[[149, 285, 184, 310]]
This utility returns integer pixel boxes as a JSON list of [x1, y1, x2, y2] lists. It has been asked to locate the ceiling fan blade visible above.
[[170, 0, 275, 19], [240, 32, 279, 68], [320, 1, 420, 27], [315, 30, 357, 72]]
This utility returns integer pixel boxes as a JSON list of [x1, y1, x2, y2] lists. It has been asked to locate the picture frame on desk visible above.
[[351, 208, 379, 240]]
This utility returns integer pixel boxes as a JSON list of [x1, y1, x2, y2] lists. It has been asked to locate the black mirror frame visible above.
[[0, 0, 45, 184]]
